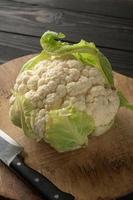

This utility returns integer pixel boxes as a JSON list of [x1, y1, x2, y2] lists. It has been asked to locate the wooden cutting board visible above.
[[0, 55, 133, 200]]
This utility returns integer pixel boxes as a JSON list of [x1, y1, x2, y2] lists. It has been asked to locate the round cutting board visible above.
[[0, 55, 133, 200]]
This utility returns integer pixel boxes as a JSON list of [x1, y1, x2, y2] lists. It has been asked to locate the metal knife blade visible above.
[[0, 129, 23, 166], [0, 129, 75, 200]]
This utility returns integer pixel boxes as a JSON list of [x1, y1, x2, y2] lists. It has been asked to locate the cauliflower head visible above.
[[9, 31, 133, 152]]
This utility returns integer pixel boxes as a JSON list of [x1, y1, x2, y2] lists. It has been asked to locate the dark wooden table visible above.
[[0, 0, 133, 77]]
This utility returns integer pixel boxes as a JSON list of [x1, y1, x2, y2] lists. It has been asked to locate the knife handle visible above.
[[116, 193, 133, 200], [10, 155, 75, 200]]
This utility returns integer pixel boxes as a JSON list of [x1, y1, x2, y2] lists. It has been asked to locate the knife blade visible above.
[[0, 129, 75, 200]]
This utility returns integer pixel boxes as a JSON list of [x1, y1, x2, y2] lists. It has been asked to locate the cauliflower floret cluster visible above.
[[10, 58, 119, 138], [9, 30, 133, 152]]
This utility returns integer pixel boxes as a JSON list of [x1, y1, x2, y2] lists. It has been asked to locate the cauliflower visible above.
[[9, 31, 133, 152]]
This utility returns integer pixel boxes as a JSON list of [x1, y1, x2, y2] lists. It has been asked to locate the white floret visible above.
[[65, 76, 73, 83], [73, 96, 86, 112], [25, 91, 39, 106], [89, 76, 105, 86], [45, 64, 63, 82], [37, 85, 49, 98], [68, 68, 80, 81], [90, 85, 106, 97], [66, 82, 78, 96], [16, 73, 24, 84], [27, 75, 39, 90], [63, 68, 69, 74], [69, 96, 77, 103], [86, 88, 120, 136], [16, 71, 32, 84], [11, 58, 120, 139], [81, 68, 90, 77], [78, 76, 92, 91], [67, 76, 92, 96], [21, 74, 30, 84], [16, 77, 22, 85], [35, 60, 48, 69], [62, 100, 70, 107], [45, 93, 62, 109], [35, 61, 48, 76], [89, 68, 101, 77], [18, 83, 28, 94], [38, 77, 46, 87], [56, 85, 66, 98], [37, 100, 43, 109], [47, 80, 58, 92], [67, 59, 84, 70]]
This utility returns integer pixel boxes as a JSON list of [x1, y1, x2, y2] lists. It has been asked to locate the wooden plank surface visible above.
[[0, 32, 39, 64], [0, 31, 133, 77], [0, 55, 133, 200], [0, 0, 133, 76], [10, 0, 133, 19], [0, 0, 133, 51]]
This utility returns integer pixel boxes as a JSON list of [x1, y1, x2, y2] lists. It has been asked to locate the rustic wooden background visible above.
[[0, 0, 133, 76]]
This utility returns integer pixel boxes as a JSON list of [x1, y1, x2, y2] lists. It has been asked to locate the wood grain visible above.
[[10, 0, 133, 19], [0, 32, 39, 64], [0, 0, 133, 51], [0, 55, 133, 200], [0, 32, 133, 77], [0, 0, 133, 76]]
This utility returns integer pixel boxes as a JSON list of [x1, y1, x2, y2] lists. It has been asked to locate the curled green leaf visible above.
[[21, 51, 50, 72], [40, 31, 114, 86]]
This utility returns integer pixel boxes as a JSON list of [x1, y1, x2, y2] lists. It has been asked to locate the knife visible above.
[[116, 193, 133, 200], [0, 129, 75, 200]]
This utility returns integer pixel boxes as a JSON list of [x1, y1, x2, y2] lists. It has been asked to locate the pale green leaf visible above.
[[45, 106, 95, 152]]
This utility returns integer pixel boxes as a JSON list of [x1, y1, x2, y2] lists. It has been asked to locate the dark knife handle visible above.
[[116, 193, 133, 200], [10, 155, 75, 200]]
